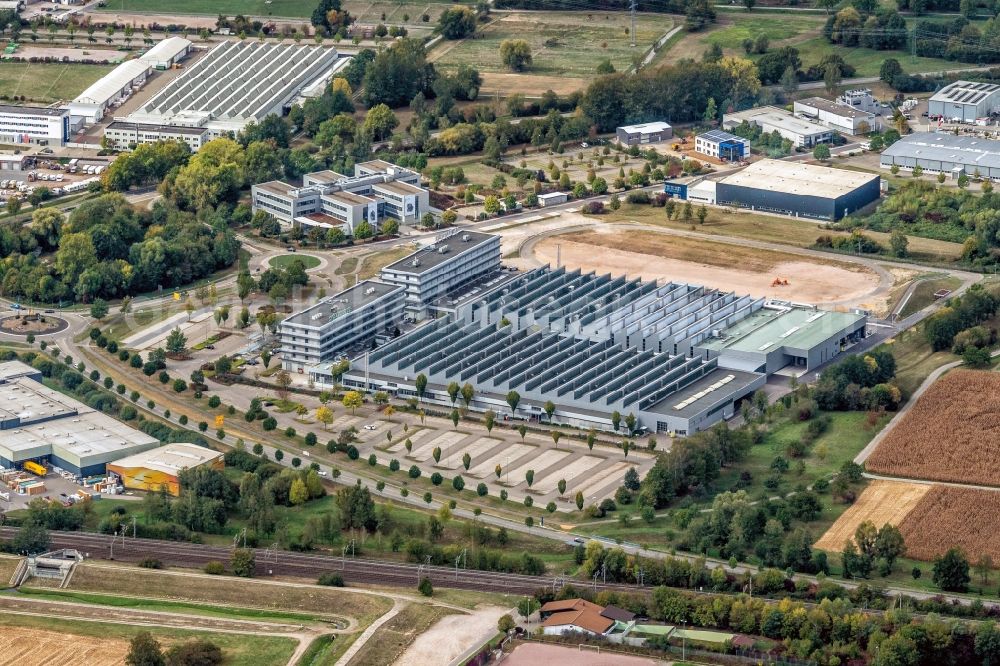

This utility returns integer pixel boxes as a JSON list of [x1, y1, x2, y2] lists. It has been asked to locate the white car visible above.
[[317, 470, 328, 477], [301, 451, 310, 457], [363, 424, 378, 431]]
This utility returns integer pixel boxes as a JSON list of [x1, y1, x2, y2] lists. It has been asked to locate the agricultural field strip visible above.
[[431, 436, 505, 470], [0, 627, 126, 666], [866, 370, 1000, 487], [897, 485, 1000, 562], [409, 431, 470, 462], [502, 449, 571, 487], [814, 480, 930, 552], [531, 455, 606, 493], [469, 443, 536, 478]]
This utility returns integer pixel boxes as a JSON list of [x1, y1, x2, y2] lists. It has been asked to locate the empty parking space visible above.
[[573, 461, 635, 500], [410, 431, 469, 462], [531, 455, 605, 494], [503, 450, 571, 488], [469, 443, 535, 479]]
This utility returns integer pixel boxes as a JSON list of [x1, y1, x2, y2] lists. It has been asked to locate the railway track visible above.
[[0, 527, 635, 596]]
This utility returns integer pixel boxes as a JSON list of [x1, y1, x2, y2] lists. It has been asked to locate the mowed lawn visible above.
[[435, 11, 672, 77], [0, 61, 114, 103], [95, 0, 455, 19]]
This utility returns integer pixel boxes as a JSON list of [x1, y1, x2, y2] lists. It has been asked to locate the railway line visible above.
[[0, 527, 634, 597]]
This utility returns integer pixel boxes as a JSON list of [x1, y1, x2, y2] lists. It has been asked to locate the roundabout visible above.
[[269, 254, 322, 270], [0, 312, 69, 337]]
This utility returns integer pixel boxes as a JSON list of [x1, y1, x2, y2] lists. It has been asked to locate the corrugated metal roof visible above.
[[139, 36, 192, 64], [882, 132, 1000, 170], [73, 59, 151, 106]]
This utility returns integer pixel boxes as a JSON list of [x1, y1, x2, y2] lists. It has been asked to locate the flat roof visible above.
[[371, 180, 423, 195], [698, 129, 746, 144], [323, 190, 375, 206], [308, 169, 347, 183], [2, 410, 159, 459], [645, 367, 762, 419], [356, 159, 395, 171], [718, 159, 878, 198], [106, 121, 207, 136], [931, 80, 1000, 106], [282, 280, 403, 327], [725, 106, 829, 138], [796, 96, 876, 120], [537, 192, 568, 200], [108, 442, 222, 475], [0, 360, 40, 382], [618, 121, 671, 133], [255, 180, 295, 196], [700, 306, 865, 354], [0, 378, 79, 425], [881, 131, 1000, 170], [0, 105, 68, 118], [384, 230, 498, 275]]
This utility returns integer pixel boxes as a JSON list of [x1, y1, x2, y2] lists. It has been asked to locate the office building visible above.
[[879, 132, 1000, 179], [104, 121, 208, 151], [252, 160, 429, 233], [277, 280, 405, 372], [723, 106, 832, 147], [928, 80, 1000, 123], [793, 96, 880, 134], [378, 229, 501, 321], [0, 105, 70, 147], [715, 159, 881, 220], [694, 129, 749, 161]]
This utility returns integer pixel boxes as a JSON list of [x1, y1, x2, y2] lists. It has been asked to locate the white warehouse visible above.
[[68, 59, 152, 124]]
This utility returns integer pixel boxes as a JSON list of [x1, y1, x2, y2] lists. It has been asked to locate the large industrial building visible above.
[[879, 132, 1000, 179], [252, 161, 429, 232], [928, 80, 1000, 123], [713, 159, 881, 220], [0, 105, 70, 147], [107, 442, 223, 496], [793, 97, 880, 135], [116, 40, 341, 143], [0, 361, 160, 476], [335, 263, 865, 435], [67, 59, 154, 124], [277, 280, 406, 372], [723, 106, 832, 147]]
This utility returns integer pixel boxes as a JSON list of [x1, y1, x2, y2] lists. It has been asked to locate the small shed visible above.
[[537, 192, 568, 207]]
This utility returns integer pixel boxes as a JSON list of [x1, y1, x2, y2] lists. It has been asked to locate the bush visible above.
[[625, 190, 651, 204], [284, 426, 296, 438], [452, 475, 465, 491], [318, 572, 345, 586], [408, 465, 421, 479], [305, 432, 317, 446], [207, 395, 221, 408], [204, 561, 225, 575], [262, 417, 277, 431], [418, 576, 433, 596], [138, 557, 163, 569], [431, 472, 443, 485]]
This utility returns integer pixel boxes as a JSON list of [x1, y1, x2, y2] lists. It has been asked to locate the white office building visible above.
[[277, 280, 405, 372], [251, 160, 429, 234], [379, 230, 501, 321], [104, 121, 208, 151], [0, 105, 70, 147], [723, 106, 832, 147]]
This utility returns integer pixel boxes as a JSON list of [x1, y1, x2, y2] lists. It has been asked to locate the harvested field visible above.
[[814, 480, 930, 552], [532, 227, 879, 306], [897, 485, 1000, 562], [0, 626, 127, 666], [866, 370, 1000, 486]]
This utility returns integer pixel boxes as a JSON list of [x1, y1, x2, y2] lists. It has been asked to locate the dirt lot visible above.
[[395, 605, 509, 666], [897, 485, 1000, 562], [815, 480, 930, 552], [10, 46, 126, 62], [866, 370, 1000, 486], [532, 227, 880, 306], [0, 626, 128, 666], [478, 72, 588, 97], [504, 643, 660, 665]]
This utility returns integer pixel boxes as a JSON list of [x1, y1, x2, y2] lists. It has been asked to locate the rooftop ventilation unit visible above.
[[438, 245, 449, 254], [462, 234, 470, 242], [412, 258, 420, 267], [365, 287, 376, 296]]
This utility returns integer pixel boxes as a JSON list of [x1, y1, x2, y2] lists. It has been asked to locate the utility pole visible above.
[[630, 0, 637, 48]]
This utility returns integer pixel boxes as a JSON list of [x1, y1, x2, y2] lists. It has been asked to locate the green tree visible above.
[[230, 548, 256, 577], [575, 491, 584, 510], [165, 327, 187, 354], [500, 39, 532, 71], [447, 381, 460, 405], [342, 390, 363, 414], [484, 409, 496, 434], [418, 576, 433, 596], [505, 390, 520, 417], [126, 631, 165, 666], [438, 5, 476, 39], [363, 103, 399, 141], [90, 299, 109, 320], [461, 382, 475, 407], [933, 547, 971, 592], [890, 229, 908, 258]]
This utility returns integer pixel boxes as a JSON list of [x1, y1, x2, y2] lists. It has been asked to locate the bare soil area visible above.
[[10, 46, 126, 62], [478, 72, 588, 97], [815, 479, 930, 552], [532, 228, 880, 306], [504, 643, 661, 665], [395, 605, 508, 666], [0, 626, 127, 666]]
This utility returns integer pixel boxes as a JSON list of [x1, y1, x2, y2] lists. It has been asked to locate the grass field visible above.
[[68, 564, 392, 625], [346, 602, 457, 666], [0, 61, 114, 103], [814, 479, 930, 552], [271, 254, 321, 270], [591, 203, 964, 265], [0, 614, 297, 666], [358, 244, 417, 280], [898, 276, 963, 319], [434, 11, 670, 80], [0, 555, 21, 584], [94, 0, 454, 20], [866, 370, 1000, 486]]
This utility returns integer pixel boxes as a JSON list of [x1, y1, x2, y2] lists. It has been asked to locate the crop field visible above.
[[897, 485, 1000, 562], [814, 480, 930, 552], [0, 626, 128, 666], [433, 11, 671, 89], [0, 61, 114, 104], [866, 370, 1000, 486]]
